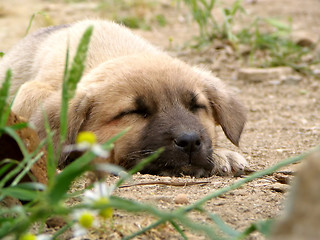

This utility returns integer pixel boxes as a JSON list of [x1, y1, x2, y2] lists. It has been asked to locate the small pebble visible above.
[[282, 75, 302, 85], [46, 217, 66, 228], [237, 67, 292, 82], [174, 194, 189, 204]]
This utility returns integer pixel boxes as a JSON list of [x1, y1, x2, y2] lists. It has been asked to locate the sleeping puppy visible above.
[[0, 20, 248, 177]]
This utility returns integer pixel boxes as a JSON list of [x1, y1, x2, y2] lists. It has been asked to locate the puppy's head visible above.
[[36, 54, 246, 177]]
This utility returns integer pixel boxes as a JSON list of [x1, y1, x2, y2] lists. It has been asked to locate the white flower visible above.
[[83, 182, 114, 219], [64, 131, 109, 158], [72, 209, 99, 237], [84, 182, 114, 202], [36, 235, 52, 240], [19, 233, 51, 240]]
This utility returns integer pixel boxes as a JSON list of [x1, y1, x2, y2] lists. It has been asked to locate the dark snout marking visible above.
[[174, 132, 202, 155], [121, 91, 214, 177]]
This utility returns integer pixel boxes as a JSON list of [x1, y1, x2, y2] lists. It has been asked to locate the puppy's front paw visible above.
[[212, 148, 249, 176]]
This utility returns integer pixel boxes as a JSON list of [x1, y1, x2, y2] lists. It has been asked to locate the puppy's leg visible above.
[[212, 148, 248, 176], [12, 81, 55, 119]]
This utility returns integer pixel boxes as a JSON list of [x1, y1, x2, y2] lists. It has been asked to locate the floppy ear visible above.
[[200, 71, 246, 146], [30, 91, 92, 167]]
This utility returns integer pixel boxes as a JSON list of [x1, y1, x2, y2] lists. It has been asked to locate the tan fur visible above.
[[0, 20, 248, 177]]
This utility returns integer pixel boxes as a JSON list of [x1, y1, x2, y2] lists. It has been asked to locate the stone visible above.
[[270, 150, 320, 240], [292, 31, 317, 48], [269, 183, 289, 193], [174, 193, 189, 204], [281, 75, 303, 85], [0, 196, 22, 207], [237, 67, 292, 83], [46, 217, 66, 228], [0, 111, 47, 185]]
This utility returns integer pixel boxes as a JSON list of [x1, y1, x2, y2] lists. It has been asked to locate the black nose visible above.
[[175, 132, 202, 154]]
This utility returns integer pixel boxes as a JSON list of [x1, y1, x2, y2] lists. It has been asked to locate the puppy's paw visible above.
[[212, 148, 249, 176]]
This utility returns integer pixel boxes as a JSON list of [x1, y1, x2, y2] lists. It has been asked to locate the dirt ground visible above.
[[0, 0, 319, 239]]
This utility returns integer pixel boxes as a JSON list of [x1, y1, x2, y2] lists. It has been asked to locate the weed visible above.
[[155, 14, 167, 27], [177, 0, 245, 47], [115, 16, 150, 30], [25, 12, 53, 35], [0, 70, 11, 128], [96, 0, 156, 30], [237, 17, 313, 71], [179, 0, 315, 72]]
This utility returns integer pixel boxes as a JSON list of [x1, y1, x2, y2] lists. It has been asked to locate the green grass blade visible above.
[[25, 12, 52, 35], [265, 18, 291, 33], [60, 26, 93, 142], [51, 220, 75, 239], [108, 195, 220, 239], [176, 215, 222, 240], [47, 151, 95, 204], [48, 127, 128, 203], [115, 148, 164, 188], [207, 212, 239, 237], [234, 219, 274, 240], [0, 160, 21, 188], [127, 148, 164, 175], [92, 163, 125, 176], [101, 127, 130, 150], [59, 44, 70, 144], [0, 130, 47, 188], [11, 152, 44, 186], [0, 127, 31, 188], [169, 220, 188, 240], [0, 182, 44, 201], [43, 111, 57, 185], [6, 122, 29, 131], [0, 160, 16, 178], [122, 220, 166, 240], [0, 70, 11, 128]]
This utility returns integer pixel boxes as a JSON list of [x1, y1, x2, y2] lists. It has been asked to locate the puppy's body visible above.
[[1, 21, 158, 117], [0, 20, 248, 177]]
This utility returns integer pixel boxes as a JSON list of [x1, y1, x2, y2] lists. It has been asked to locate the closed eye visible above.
[[114, 108, 149, 120], [189, 92, 208, 113], [190, 103, 207, 113], [114, 96, 151, 120], [126, 108, 149, 118]]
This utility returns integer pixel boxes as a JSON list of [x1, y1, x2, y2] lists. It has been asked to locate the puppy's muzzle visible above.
[[174, 132, 202, 159]]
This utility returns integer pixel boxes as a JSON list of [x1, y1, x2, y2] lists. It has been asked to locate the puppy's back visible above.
[[0, 24, 69, 95], [0, 20, 161, 96]]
